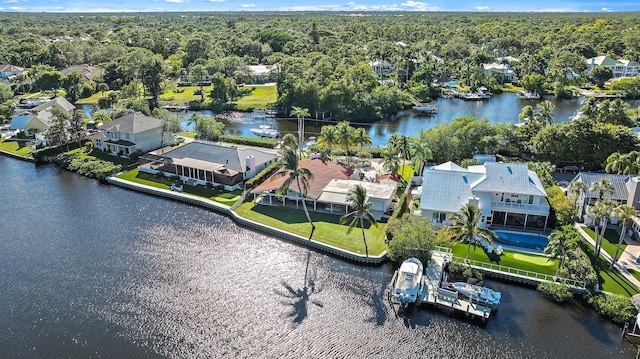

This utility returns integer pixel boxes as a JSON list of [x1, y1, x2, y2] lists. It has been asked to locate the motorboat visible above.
[[444, 282, 501, 308], [392, 257, 424, 308], [569, 111, 585, 122], [476, 86, 492, 99], [412, 104, 438, 114], [249, 124, 280, 138], [516, 90, 540, 100]]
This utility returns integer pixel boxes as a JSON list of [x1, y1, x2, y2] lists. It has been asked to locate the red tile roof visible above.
[[251, 159, 353, 199]]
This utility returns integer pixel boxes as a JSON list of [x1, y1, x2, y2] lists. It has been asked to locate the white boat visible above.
[[249, 124, 280, 138], [392, 257, 424, 308], [476, 86, 492, 99], [569, 111, 585, 122], [444, 282, 501, 308], [412, 104, 437, 114], [517, 90, 540, 100]]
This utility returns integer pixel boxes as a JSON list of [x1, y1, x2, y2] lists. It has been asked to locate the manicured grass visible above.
[[501, 84, 524, 92], [75, 90, 118, 105], [451, 243, 557, 275], [117, 168, 242, 206], [0, 140, 33, 157], [160, 86, 214, 104], [581, 226, 626, 261], [398, 164, 414, 184], [234, 201, 387, 256], [177, 131, 197, 138], [628, 269, 640, 284], [235, 85, 277, 111]]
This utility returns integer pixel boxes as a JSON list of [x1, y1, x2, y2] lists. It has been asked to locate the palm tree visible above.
[[381, 146, 400, 173], [281, 133, 298, 148], [340, 184, 378, 257], [590, 178, 615, 201], [410, 140, 433, 176], [291, 106, 310, 157], [535, 100, 556, 127], [353, 127, 372, 167], [605, 151, 640, 175], [587, 199, 616, 261], [580, 96, 599, 119], [318, 125, 338, 160], [336, 121, 354, 165], [449, 204, 497, 260], [611, 204, 640, 268], [544, 229, 576, 278], [518, 105, 536, 125], [272, 145, 316, 239]]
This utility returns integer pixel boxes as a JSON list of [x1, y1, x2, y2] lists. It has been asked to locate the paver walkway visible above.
[[574, 223, 640, 290]]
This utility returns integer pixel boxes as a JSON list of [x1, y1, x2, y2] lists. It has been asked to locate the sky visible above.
[[0, 0, 639, 13]]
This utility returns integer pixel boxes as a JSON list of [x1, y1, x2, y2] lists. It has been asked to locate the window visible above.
[[432, 212, 446, 223], [125, 133, 130, 140], [528, 195, 534, 204]]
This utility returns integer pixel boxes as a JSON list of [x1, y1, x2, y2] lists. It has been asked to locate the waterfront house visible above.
[[0, 64, 26, 82], [419, 162, 550, 230], [370, 60, 394, 79], [586, 55, 640, 79], [247, 65, 277, 84], [91, 113, 173, 157], [139, 141, 277, 190], [9, 97, 75, 140], [251, 159, 397, 218], [482, 63, 517, 83], [60, 64, 104, 83], [569, 172, 640, 221]]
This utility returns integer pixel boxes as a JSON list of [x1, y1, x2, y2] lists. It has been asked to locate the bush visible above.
[[462, 267, 484, 281], [447, 261, 466, 276], [220, 135, 278, 149], [52, 152, 122, 180], [245, 160, 282, 190], [537, 282, 574, 303], [584, 292, 636, 324]]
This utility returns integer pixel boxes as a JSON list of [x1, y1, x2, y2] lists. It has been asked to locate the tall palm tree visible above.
[[381, 146, 400, 173], [353, 127, 372, 167], [410, 140, 433, 176], [587, 199, 616, 261], [291, 106, 310, 157], [449, 204, 497, 260], [281, 133, 298, 148], [544, 229, 576, 278], [336, 121, 354, 165], [589, 178, 615, 201], [518, 105, 536, 125], [272, 145, 316, 239], [605, 151, 640, 175], [340, 184, 378, 257], [611, 204, 640, 268], [318, 125, 338, 160], [580, 96, 599, 119], [535, 100, 556, 127]]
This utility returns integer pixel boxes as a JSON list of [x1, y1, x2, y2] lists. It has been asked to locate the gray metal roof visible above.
[[572, 172, 630, 201], [100, 113, 163, 134], [471, 162, 546, 197], [420, 170, 484, 213], [158, 141, 276, 174]]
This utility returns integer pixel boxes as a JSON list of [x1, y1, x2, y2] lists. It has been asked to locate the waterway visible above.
[[0, 156, 636, 358], [78, 93, 640, 148]]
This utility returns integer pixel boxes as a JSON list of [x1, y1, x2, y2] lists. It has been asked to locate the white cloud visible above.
[[602, 7, 614, 12], [475, 6, 490, 10], [241, 3, 255, 7], [207, 0, 224, 2], [3, 0, 18, 3], [165, 0, 189, 3]]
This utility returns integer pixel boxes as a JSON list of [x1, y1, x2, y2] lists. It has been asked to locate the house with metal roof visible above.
[[420, 162, 550, 230], [569, 172, 640, 220], [91, 113, 173, 157], [0, 64, 26, 80], [139, 141, 277, 190], [482, 63, 517, 82], [586, 55, 640, 79]]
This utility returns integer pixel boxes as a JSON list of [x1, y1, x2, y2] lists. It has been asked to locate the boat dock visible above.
[[390, 249, 492, 322], [410, 98, 437, 115], [516, 90, 541, 100]]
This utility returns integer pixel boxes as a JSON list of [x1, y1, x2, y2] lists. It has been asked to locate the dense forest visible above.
[[1, 12, 640, 120]]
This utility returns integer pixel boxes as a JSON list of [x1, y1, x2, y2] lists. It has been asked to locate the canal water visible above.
[[78, 93, 640, 148], [0, 156, 636, 358]]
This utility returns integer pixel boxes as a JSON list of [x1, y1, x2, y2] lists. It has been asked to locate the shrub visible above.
[[584, 292, 636, 324], [220, 135, 278, 149], [537, 282, 574, 303], [245, 160, 282, 190], [462, 267, 484, 281], [52, 152, 122, 180], [447, 261, 466, 276]]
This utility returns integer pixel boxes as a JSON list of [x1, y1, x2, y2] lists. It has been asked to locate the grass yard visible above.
[[160, 86, 214, 105], [235, 85, 277, 111], [501, 84, 525, 92], [0, 140, 33, 157], [177, 131, 197, 138], [83, 149, 137, 167], [75, 90, 118, 105], [234, 201, 387, 256], [451, 243, 557, 275], [581, 226, 625, 261], [117, 168, 242, 206]]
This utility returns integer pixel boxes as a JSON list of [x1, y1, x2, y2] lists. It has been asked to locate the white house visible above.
[[370, 60, 394, 78], [483, 63, 517, 82], [420, 162, 550, 230], [139, 141, 278, 190], [247, 65, 276, 84], [92, 113, 173, 157], [586, 55, 640, 79], [9, 97, 76, 139]]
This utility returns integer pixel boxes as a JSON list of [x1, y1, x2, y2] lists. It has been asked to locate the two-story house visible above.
[[586, 55, 640, 79], [420, 162, 550, 230], [9, 97, 76, 140], [92, 113, 173, 157]]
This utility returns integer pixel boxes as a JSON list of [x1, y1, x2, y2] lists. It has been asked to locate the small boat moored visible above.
[[444, 281, 501, 308], [249, 124, 280, 138], [392, 257, 424, 308]]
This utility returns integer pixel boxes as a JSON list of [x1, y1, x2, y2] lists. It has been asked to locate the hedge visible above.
[[245, 159, 282, 190], [584, 291, 636, 324], [31, 142, 81, 163], [220, 135, 278, 149]]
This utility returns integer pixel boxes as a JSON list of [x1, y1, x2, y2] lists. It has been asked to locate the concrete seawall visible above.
[[107, 176, 387, 264]]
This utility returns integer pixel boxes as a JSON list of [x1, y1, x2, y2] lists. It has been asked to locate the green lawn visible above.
[[234, 201, 387, 256], [75, 90, 118, 105], [177, 131, 197, 138], [160, 86, 214, 104], [0, 140, 33, 157], [235, 85, 277, 111], [581, 226, 626, 261], [451, 243, 558, 275], [116, 168, 242, 206], [501, 84, 524, 92]]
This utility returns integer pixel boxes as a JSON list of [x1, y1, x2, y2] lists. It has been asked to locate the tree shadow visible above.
[[274, 251, 323, 326]]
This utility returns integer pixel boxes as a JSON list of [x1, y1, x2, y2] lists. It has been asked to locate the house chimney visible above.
[[246, 155, 255, 171]]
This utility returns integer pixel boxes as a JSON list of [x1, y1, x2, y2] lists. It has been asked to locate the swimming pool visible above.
[[492, 230, 549, 253]]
